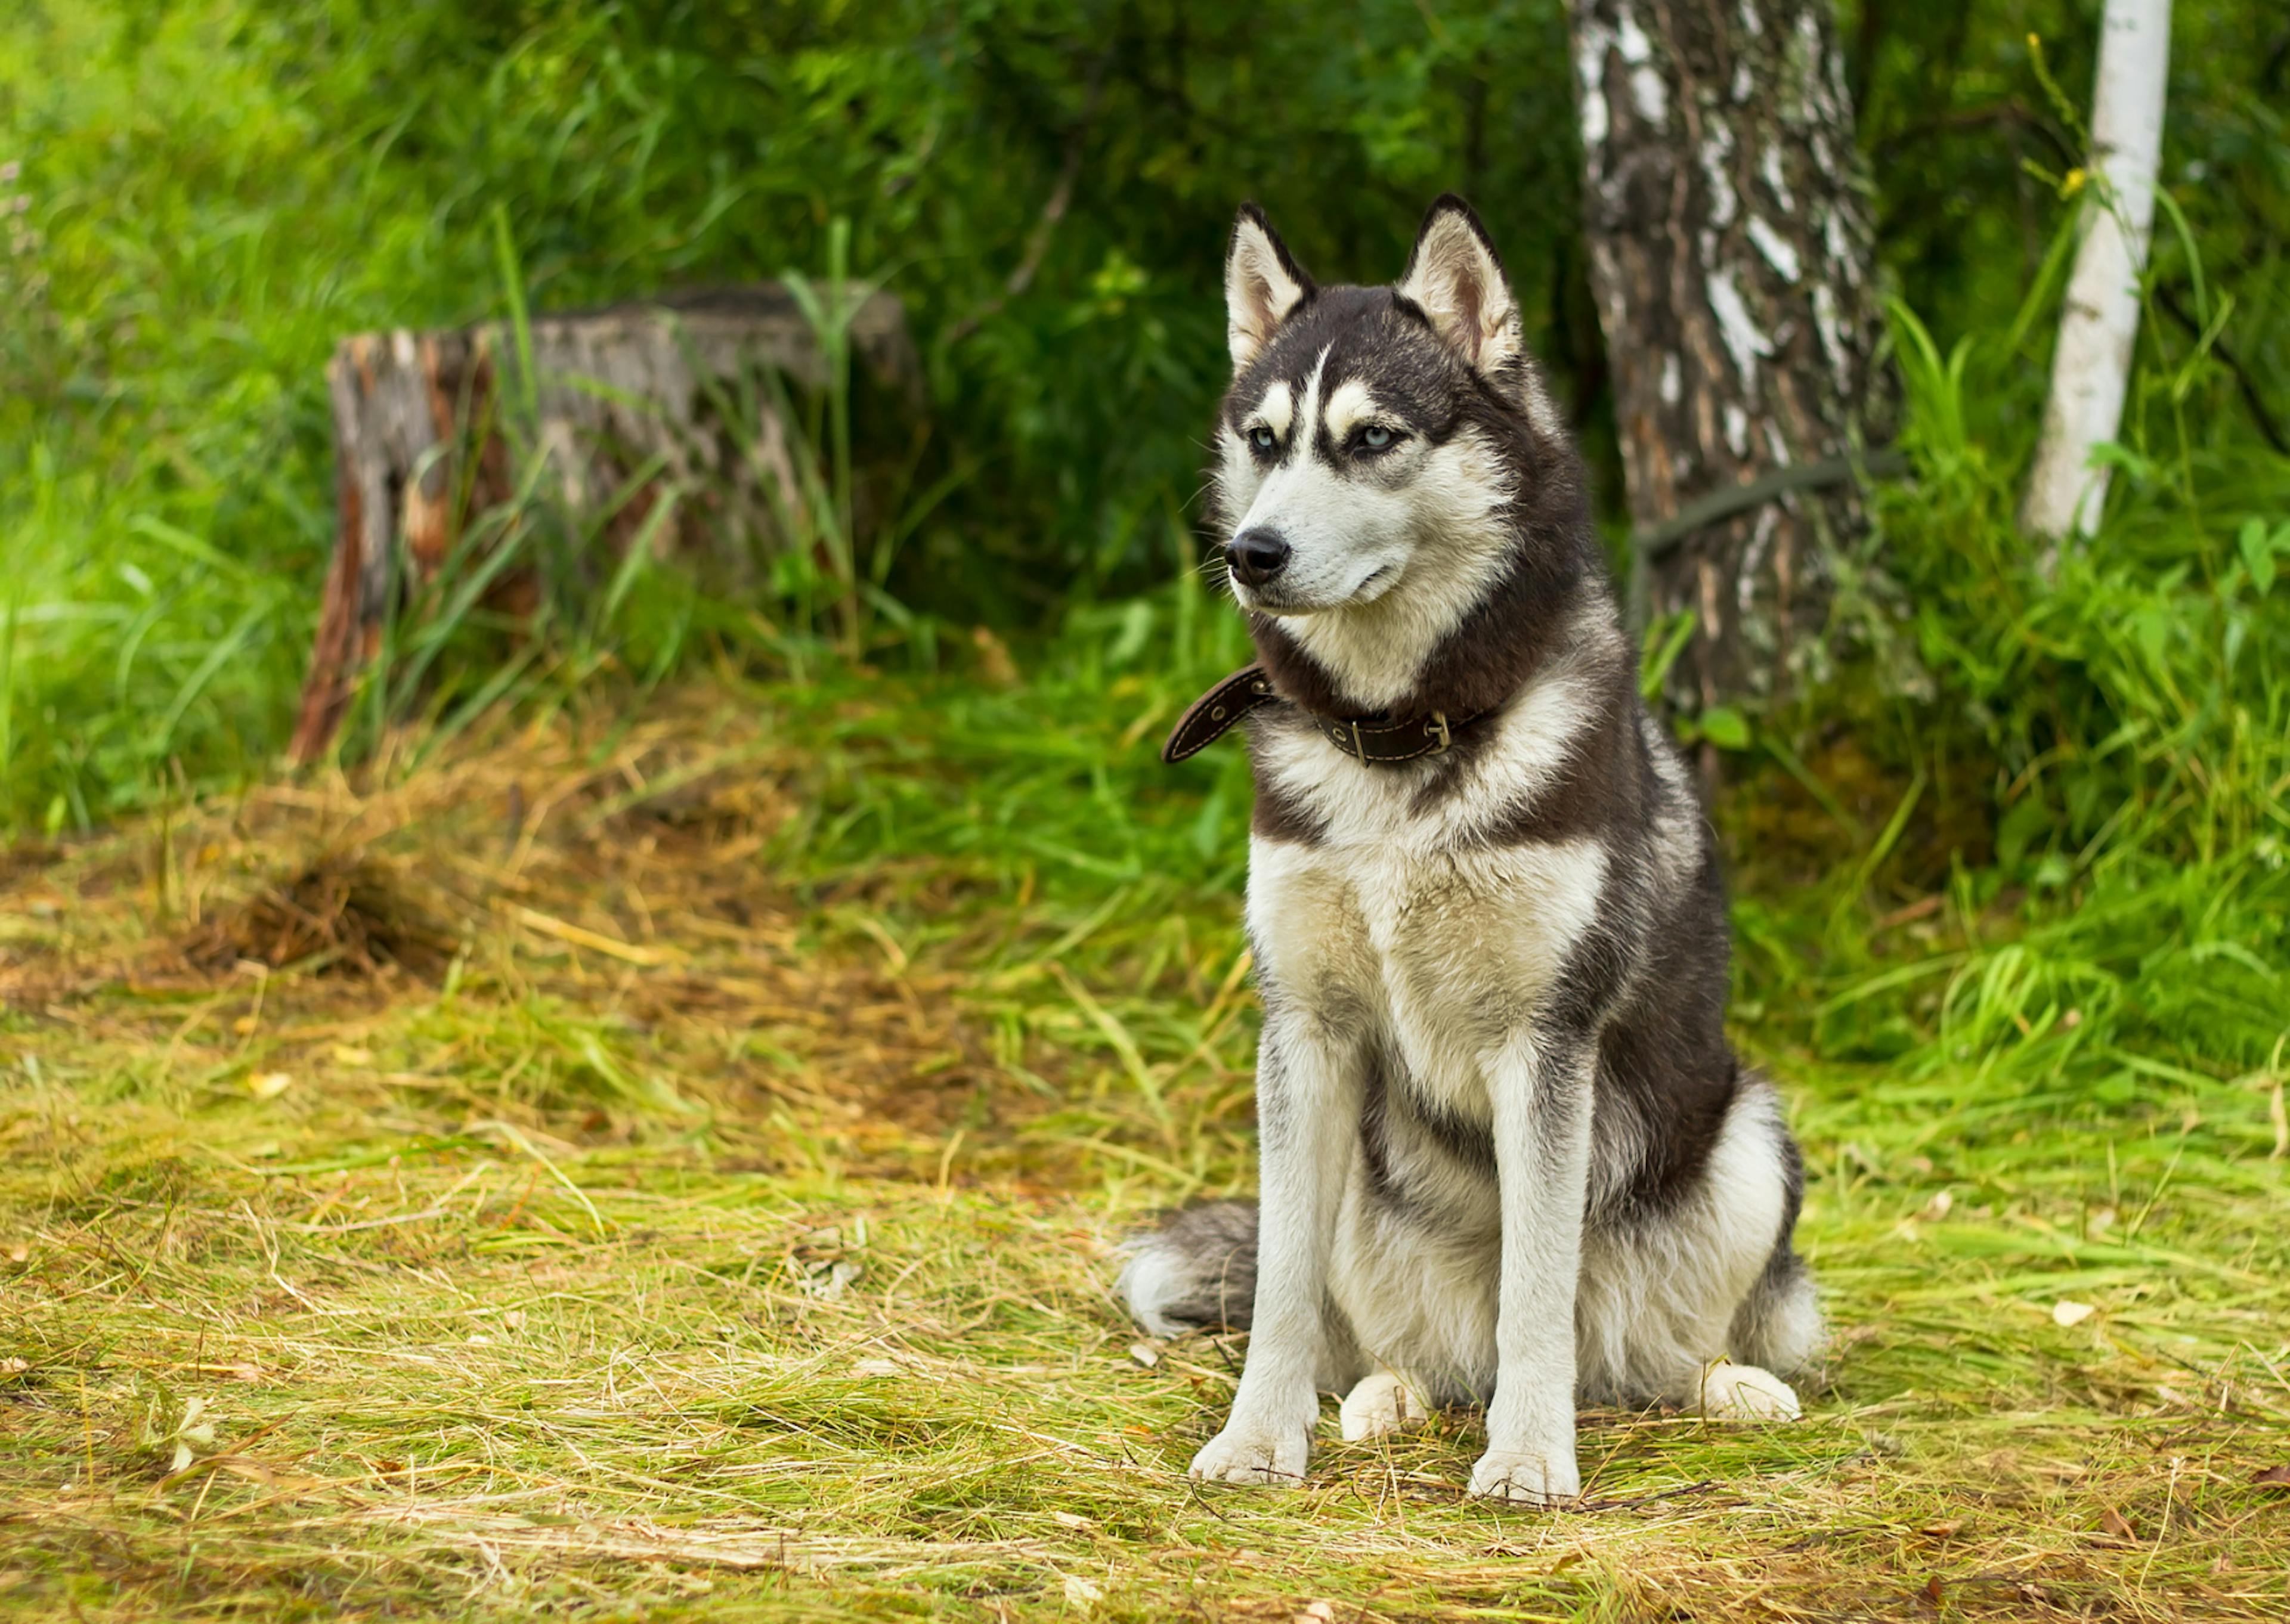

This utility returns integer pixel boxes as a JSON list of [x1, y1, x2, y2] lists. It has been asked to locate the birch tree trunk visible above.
[[1572, 0, 1889, 712], [2019, 0, 2173, 551]]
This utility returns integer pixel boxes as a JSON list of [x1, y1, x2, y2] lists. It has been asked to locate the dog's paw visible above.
[[1338, 1369, 1429, 1442], [1188, 1422, 1310, 1486], [1695, 1361, 1802, 1423], [1468, 1445, 1580, 1506]]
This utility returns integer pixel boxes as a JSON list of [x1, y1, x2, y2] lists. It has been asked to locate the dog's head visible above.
[[1209, 196, 1567, 627]]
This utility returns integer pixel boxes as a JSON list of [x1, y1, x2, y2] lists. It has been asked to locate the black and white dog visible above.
[[1119, 197, 1820, 1504]]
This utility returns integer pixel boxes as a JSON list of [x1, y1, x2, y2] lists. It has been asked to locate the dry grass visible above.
[[3, 680, 2287, 1621]]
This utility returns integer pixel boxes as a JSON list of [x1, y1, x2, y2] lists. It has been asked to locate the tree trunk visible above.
[[291, 286, 922, 763], [2020, 0, 2172, 552], [1571, 0, 1889, 713]]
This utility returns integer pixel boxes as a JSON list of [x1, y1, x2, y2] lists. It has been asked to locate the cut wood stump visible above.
[[291, 285, 923, 763]]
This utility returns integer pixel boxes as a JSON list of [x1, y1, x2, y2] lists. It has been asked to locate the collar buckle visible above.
[[1426, 711, 1451, 754]]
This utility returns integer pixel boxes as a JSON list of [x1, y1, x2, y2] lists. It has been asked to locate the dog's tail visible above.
[[1116, 1200, 1259, 1336]]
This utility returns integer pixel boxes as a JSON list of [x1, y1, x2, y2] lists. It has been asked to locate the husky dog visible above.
[[1119, 197, 1821, 1504]]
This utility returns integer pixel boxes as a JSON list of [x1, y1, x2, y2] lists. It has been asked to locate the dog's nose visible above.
[[1225, 528, 1291, 587]]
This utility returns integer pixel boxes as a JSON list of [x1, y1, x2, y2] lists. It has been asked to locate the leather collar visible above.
[[1161, 663, 1490, 766]]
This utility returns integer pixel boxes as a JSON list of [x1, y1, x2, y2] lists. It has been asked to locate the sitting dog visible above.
[[1121, 197, 1820, 1504]]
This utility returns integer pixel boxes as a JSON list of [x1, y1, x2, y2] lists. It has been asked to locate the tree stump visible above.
[[290, 286, 923, 762]]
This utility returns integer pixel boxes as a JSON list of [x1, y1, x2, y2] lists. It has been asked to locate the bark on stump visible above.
[[1573, 0, 1890, 711], [292, 286, 922, 763]]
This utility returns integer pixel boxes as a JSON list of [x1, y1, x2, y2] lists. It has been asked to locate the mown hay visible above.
[[180, 853, 460, 980], [2, 680, 2285, 1622]]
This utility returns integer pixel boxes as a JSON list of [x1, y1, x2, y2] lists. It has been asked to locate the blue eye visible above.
[[1360, 424, 1395, 450], [1249, 426, 1278, 452]]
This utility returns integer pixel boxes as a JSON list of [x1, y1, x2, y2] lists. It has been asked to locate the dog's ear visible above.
[[1396, 195, 1521, 377], [1226, 203, 1313, 370]]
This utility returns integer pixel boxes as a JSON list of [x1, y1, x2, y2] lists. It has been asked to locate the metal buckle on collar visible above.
[[1347, 719, 1366, 758], [1426, 711, 1451, 755]]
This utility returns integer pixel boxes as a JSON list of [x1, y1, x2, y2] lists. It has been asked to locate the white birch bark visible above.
[[1571, 0, 1889, 709], [2020, 0, 2173, 550]]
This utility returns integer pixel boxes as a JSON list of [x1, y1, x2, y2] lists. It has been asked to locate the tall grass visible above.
[[1747, 250, 2290, 1133], [1, 5, 437, 828]]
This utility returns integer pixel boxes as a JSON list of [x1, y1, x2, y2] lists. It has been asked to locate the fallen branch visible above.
[[1636, 450, 1910, 560]]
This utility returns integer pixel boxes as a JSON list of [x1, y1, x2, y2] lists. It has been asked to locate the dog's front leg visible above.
[[1471, 1031, 1595, 1505], [1189, 1014, 1359, 1486]]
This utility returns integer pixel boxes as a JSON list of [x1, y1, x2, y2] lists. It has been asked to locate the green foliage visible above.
[[2, 0, 1588, 823], [1758, 272, 2290, 1113], [2, 0, 2288, 1126]]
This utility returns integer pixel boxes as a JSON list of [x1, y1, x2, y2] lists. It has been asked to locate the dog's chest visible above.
[[1246, 754, 1608, 1088]]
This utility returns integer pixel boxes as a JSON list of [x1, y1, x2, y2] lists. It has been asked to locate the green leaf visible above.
[[1997, 794, 2052, 867], [1638, 609, 1697, 702], [1699, 705, 1751, 751], [2239, 519, 2276, 596]]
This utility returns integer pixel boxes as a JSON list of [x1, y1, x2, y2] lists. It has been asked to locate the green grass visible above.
[[4, 673, 2286, 1621]]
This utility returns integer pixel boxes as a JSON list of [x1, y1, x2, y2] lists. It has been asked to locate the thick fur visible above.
[[1121, 197, 1820, 1502]]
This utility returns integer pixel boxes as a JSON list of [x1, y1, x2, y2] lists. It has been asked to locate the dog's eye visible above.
[[1359, 424, 1397, 450], [1248, 426, 1278, 453]]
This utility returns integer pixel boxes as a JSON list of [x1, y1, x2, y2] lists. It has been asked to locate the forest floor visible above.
[[2, 680, 2286, 1622]]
